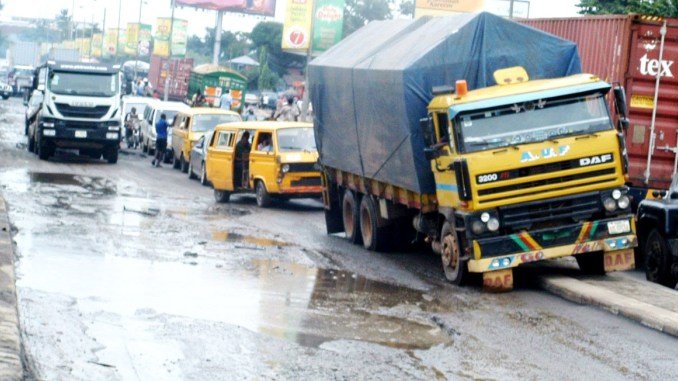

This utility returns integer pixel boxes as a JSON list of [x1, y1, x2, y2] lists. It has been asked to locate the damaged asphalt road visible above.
[[0, 98, 676, 380]]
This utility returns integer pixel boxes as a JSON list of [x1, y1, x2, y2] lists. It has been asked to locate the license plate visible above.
[[482, 269, 513, 292], [75, 130, 87, 138], [604, 249, 635, 272], [607, 220, 630, 235]]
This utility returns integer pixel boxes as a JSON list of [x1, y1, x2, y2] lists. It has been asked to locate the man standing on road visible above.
[[234, 131, 251, 187], [219, 89, 233, 110], [152, 113, 169, 167]]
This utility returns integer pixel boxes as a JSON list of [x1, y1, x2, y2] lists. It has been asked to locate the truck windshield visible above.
[[192, 114, 241, 132], [49, 71, 118, 97], [457, 93, 612, 153], [276, 128, 316, 152]]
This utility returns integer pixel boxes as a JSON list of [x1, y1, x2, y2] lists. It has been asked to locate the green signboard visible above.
[[312, 0, 345, 54]]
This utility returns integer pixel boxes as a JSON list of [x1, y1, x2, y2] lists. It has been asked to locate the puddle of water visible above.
[[211, 230, 291, 248], [28, 172, 83, 186], [16, 240, 450, 351]]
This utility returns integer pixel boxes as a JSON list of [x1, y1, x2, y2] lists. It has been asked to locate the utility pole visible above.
[[212, 10, 223, 65], [301, 0, 317, 122], [165, 0, 176, 101], [134, 0, 143, 79], [114, 0, 122, 63], [508, 0, 515, 19]]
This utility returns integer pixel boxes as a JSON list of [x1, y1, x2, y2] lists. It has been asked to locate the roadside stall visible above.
[[188, 64, 247, 112]]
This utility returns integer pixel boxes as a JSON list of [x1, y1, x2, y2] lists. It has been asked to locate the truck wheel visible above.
[[28, 134, 35, 153], [342, 190, 362, 244], [575, 252, 605, 275], [200, 162, 208, 185], [37, 140, 52, 161], [359, 195, 390, 251], [180, 154, 189, 173], [644, 229, 675, 287], [441, 221, 468, 285], [214, 189, 231, 203], [255, 181, 272, 208], [105, 147, 118, 164]]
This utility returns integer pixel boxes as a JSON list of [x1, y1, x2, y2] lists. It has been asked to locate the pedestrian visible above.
[[234, 131, 251, 187], [219, 89, 233, 110], [136, 79, 144, 96], [244, 107, 257, 121], [192, 89, 206, 107], [152, 113, 169, 167], [274, 97, 300, 121], [143, 78, 153, 97]]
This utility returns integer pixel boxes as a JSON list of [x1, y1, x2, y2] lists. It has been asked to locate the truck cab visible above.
[[637, 174, 678, 288], [424, 68, 637, 288], [27, 61, 122, 163]]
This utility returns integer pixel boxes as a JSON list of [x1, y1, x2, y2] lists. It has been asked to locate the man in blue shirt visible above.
[[152, 113, 169, 167]]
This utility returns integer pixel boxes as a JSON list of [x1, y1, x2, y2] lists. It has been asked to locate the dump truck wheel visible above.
[[342, 190, 362, 244], [359, 195, 390, 251], [575, 252, 605, 275], [644, 229, 675, 287], [441, 221, 468, 285]]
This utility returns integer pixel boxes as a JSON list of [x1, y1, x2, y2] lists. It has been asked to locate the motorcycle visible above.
[[125, 119, 140, 149]]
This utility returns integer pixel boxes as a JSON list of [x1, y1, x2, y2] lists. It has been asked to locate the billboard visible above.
[[126, 23, 152, 56], [91, 33, 103, 57], [282, 0, 314, 51], [154, 18, 189, 57], [104, 28, 119, 56], [415, 0, 485, 18], [175, 0, 276, 17], [312, 0, 345, 54]]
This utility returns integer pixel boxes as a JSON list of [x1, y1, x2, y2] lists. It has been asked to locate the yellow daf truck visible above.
[[311, 14, 637, 290]]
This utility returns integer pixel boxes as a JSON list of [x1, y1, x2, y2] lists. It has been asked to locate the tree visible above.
[[578, 0, 678, 17], [344, 0, 393, 36], [55, 9, 72, 40], [399, 0, 415, 17], [250, 21, 305, 75], [257, 47, 280, 90]]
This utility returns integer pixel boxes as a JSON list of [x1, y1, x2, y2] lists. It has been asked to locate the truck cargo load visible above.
[[309, 12, 582, 194], [520, 15, 678, 191]]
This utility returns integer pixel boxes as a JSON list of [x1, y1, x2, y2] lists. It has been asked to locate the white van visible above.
[[140, 100, 189, 160]]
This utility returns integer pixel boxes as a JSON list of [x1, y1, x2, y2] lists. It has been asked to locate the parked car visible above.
[[188, 131, 213, 186], [171, 108, 241, 172], [23, 89, 43, 135], [140, 100, 189, 160], [206, 121, 321, 207], [0, 81, 12, 99], [637, 174, 678, 288]]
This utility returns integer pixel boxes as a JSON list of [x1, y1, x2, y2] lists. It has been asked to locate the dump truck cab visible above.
[[424, 68, 637, 289]]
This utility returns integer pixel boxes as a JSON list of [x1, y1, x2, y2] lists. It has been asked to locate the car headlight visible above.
[[282, 164, 290, 173], [617, 195, 630, 209], [603, 197, 617, 212]]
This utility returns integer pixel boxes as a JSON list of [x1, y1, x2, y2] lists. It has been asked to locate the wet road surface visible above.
[[1, 98, 677, 380]]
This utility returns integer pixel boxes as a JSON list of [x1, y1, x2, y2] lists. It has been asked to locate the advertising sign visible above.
[[415, 0, 485, 18], [172, 19, 189, 56], [312, 0, 345, 54], [126, 23, 140, 55], [176, 0, 276, 17], [104, 28, 118, 55], [153, 18, 189, 57], [282, 0, 314, 51], [138, 23, 153, 56], [126, 23, 152, 56], [91, 33, 103, 57]]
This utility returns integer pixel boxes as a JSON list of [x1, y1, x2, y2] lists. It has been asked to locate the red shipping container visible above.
[[521, 15, 678, 190], [148, 55, 193, 101]]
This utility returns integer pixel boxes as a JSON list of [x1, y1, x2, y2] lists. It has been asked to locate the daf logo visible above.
[[580, 154, 613, 166]]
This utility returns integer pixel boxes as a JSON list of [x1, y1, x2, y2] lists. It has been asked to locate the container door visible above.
[[625, 20, 678, 189]]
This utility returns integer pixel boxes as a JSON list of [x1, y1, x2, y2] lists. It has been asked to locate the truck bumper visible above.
[[468, 216, 637, 273], [41, 125, 120, 148]]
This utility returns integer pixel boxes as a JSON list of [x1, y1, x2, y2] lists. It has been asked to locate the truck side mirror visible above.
[[424, 147, 441, 161], [613, 86, 628, 119], [420, 116, 435, 147], [619, 118, 630, 132]]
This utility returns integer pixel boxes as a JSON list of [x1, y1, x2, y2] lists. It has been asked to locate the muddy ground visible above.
[[0, 98, 676, 380]]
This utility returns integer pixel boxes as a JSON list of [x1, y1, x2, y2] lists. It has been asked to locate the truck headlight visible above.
[[108, 126, 120, 131], [471, 220, 485, 235], [43, 129, 56, 137], [603, 197, 617, 212], [42, 122, 55, 128], [612, 189, 622, 200], [487, 218, 500, 232], [282, 164, 290, 173], [617, 195, 630, 209], [106, 132, 118, 140]]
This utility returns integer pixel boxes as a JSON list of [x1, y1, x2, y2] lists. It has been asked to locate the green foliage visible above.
[[55, 9, 72, 40], [250, 21, 305, 76], [257, 47, 281, 90], [578, 0, 678, 17], [344, 0, 393, 36], [399, 0, 415, 17]]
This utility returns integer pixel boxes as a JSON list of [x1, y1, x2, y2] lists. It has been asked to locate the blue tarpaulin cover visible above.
[[309, 12, 582, 195]]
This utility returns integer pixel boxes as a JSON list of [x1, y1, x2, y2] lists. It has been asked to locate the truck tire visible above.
[[644, 229, 675, 287], [37, 140, 52, 161], [441, 221, 468, 285], [575, 252, 605, 275], [28, 134, 35, 153], [180, 154, 189, 173], [342, 190, 362, 244], [255, 181, 272, 208], [188, 161, 197, 179], [214, 189, 231, 203], [105, 147, 118, 164], [359, 195, 390, 251]]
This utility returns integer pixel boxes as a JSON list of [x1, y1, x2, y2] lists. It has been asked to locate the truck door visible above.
[[430, 112, 461, 205]]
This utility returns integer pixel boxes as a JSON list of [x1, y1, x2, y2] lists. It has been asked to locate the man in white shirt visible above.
[[219, 90, 233, 110]]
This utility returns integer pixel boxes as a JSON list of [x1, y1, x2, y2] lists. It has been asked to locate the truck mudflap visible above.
[[468, 217, 637, 273]]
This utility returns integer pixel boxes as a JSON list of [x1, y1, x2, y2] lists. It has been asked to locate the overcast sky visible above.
[[1, 0, 581, 37]]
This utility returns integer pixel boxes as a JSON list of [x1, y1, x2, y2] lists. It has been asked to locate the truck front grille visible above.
[[291, 177, 321, 187], [287, 163, 317, 173], [499, 192, 601, 231], [55, 103, 110, 119]]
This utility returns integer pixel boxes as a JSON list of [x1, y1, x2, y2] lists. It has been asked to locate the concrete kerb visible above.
[[540, 275, 678, 338], [0, 197, 23, 381]]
